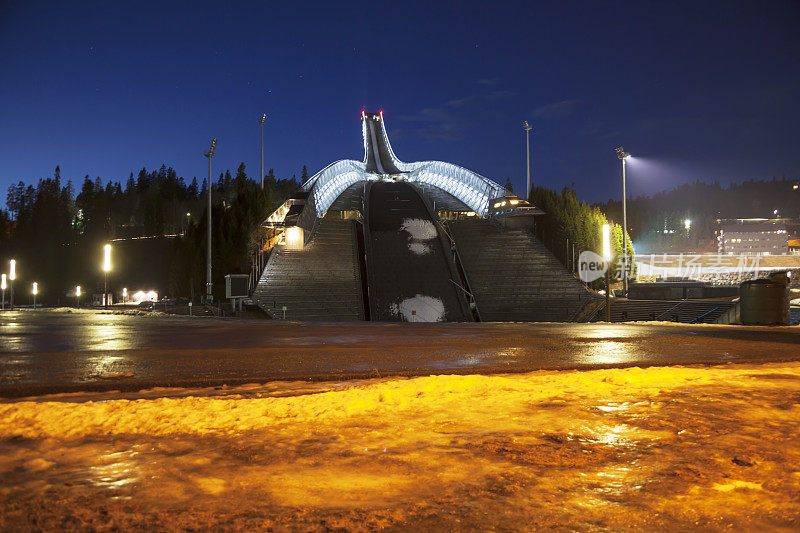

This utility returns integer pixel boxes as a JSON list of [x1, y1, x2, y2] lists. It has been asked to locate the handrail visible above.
[[438, 220, 482, 322], [654, 300, 686, 321], [691, 306, 720, 324], [449, 278, 476, 301]]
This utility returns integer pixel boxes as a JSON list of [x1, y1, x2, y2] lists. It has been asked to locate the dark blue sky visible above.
[[1, 0, 798, 204]]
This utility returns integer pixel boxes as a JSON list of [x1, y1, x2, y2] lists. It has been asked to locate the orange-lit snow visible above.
[[2, 363, 800, 530]]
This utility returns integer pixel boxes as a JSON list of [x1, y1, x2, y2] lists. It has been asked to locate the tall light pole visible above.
[[205, 138, 217, 303], [523, 120, 532, 199], [32, 282, 38, 309], [76, 285, 81, 308], [1, 273, 6, 310], [615, 147, 631, 296], [259, 114, 267, 190], [9, 259, 16, 310], [102, 244, 112, 309]]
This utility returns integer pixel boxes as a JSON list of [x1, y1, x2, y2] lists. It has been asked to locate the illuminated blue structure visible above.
[[281, 111, 510, 231]]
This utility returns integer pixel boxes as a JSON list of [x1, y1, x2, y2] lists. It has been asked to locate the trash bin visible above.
[[739, 271, 790, 325]]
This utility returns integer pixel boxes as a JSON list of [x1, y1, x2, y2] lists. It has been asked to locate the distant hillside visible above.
[[596, 177, 799, 253]]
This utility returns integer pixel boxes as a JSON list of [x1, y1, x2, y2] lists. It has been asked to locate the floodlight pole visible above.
[[259, 114, 267, 190], [616, 147, 630, 297], [523, 121, 532, 198], [205, 138, 217, 303]]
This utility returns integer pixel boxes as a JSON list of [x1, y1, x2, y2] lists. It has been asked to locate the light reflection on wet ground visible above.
[[1, 310, 799, 397]]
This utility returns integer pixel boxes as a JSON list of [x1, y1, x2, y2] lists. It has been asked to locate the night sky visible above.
[[1, 0, 798, 204]]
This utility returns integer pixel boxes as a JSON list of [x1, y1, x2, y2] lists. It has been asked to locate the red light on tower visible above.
[[379, 110, 383, 115]]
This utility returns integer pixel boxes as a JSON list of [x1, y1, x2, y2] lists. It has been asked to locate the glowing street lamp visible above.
[[615, 147, 631, 296], [602, 223, 612, 322], [523, 120, 532, 199], [76, 285, 81, 308], [1, 273, 6, 310], [102, 244, 112, 309], [32, 282, 38, 309], [122, 287, 128, 303], [602, 224, 612, 262], [684, 219, 692, 231], [9, 259, 16, 310]]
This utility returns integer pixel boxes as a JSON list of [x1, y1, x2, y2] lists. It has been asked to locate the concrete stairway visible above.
[[448, 219, 592, 322], [252, 219, 364, 321]]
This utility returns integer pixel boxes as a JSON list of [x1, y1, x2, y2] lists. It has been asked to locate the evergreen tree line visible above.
[[0, 164, 303, 304], [597, 176, 799, 253], [529, 185, 635, 285]]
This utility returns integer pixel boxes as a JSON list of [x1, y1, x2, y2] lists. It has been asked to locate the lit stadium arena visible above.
[[253, 111, 593, 322]]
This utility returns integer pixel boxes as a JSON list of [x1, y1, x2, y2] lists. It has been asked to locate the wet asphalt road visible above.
[[1, 310, 799, 397]]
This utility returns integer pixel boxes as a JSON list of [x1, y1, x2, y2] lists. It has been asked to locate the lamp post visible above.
[[122, 287, 127, 303], [602, 223, 612, 322], [76, 285, 81, 308], [259, 114, 267, 190], [32, 282, 37, 309], [102, 244, 111, 309], [615, 147, 631, 296], [523, 120, 532, 199], [1, 273, 6, 310], [204, 138, 217, 303], [9, 259, 16, 310]]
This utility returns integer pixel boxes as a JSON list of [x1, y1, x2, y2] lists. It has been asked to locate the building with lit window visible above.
[[717, 219, 789, 255], [250, 111, 593, 323]]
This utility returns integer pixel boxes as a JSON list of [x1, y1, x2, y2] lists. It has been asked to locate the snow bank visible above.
[[388, 294, 445, 322], [2, 363, 799, 440], [2, 363, 800, 530]]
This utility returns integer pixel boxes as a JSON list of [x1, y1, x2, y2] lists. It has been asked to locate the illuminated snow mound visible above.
[[408, 242, 432, 255], [400, 218, 437, 241], [389, 295, 446, 322]]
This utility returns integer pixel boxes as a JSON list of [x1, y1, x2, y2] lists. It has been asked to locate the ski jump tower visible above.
[[252, 111, 592, 322]]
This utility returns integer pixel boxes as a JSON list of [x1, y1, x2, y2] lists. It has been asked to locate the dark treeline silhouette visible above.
[[597, 176, 799, 253], [0, 164, 298, 304], [529, 185, 634, 285]]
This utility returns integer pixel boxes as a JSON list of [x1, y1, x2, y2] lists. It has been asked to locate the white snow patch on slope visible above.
[[401, 218, 437, 255], [409, 242, 432, 255], [389, 294, 445, 322], [400, 219, 437, 241]]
